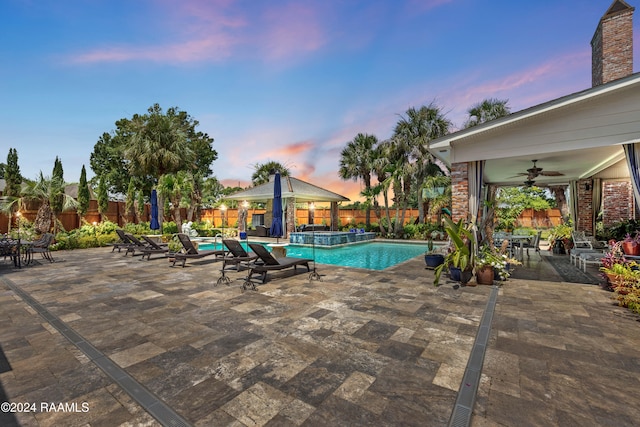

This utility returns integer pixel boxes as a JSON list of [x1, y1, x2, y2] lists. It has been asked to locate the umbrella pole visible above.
[[309, 204, 321, 281]]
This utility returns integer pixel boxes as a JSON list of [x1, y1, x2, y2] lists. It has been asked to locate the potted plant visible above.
[[548, 224, 572, 255], [424, 238, 445, 268], [621, 232, 640, 256], [434, 217, 475, 286], [475, 246, 500, 285]]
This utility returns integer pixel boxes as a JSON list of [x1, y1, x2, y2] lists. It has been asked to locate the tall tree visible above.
[[77, 165, 90, 222], [50, 156, 65, 233], [5, 148, 22, 198], [136, 190, 145, 222], [394, 103, 451, 223], [89, 104, 217, 206], [251, 161, 291, 185], [3, 148, 22, 232], [464, 98, 511, 128], [125, 178, 136, 223], [339, 133, 378, 227], [97, 177, 109, 221]]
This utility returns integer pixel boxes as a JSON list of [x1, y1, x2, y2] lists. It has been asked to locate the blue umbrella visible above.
[[150, 189, 160, 230], [270, 172, 283, 241]]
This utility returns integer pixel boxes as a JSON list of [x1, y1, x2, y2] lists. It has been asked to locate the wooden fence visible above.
[[0, 203, 563, 234]]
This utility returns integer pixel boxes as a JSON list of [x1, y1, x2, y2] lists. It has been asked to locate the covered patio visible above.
[[428, 72, 640, 235]]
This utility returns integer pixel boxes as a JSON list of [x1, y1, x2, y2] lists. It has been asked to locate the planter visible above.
[[622, 241, 640, 256], [450, 267, 473, 284], [476, 266, 495, 285], [449, 266, 461, 281], [552, 240, 566, 255], [425, 254, 445, 268], [460, 269, 473, 284]]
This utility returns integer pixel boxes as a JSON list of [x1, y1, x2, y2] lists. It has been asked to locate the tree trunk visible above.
[[549, 186, 569, 222], [34, 201, 53, 234]]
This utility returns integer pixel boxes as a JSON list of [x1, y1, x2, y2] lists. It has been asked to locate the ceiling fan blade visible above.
[[539, 171, 564, 176]]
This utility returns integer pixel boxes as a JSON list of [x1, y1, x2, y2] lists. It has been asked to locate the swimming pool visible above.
[[198, 241, 427, 270]]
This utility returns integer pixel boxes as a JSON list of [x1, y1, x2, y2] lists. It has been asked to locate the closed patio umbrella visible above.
[[150, 189, 160, 230], [270, 172, 283, 242]]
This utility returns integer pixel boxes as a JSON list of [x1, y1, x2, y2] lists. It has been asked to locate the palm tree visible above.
[[464, 98, 511, 128], [19, 173, 78, 234], [157, 171, 194, 231], [123, 105, 194, 227], [368, 137, 410, 237], [339, 133, 378, 227], [394, 104, 451, 224], [251, 161, 291, 186]]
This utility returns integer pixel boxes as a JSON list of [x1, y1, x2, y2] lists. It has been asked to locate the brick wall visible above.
[[602, 181, 635, 228], [591, 3, 634, 86], [451, 162, 469, 223]]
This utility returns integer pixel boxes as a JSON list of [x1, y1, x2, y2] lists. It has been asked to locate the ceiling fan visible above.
[[516, 159, 564, 182], [510, 160, 563, 187]]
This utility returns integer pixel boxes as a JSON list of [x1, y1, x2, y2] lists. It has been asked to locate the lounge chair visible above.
[[139, 235, 169, 261], [112, 229, 133, 252], [222, 239, 259, 270], [172, 233, 226, 267], [216, 239, 260, 285], [247, 243, 311, 284], [124, 233, 154, 257]]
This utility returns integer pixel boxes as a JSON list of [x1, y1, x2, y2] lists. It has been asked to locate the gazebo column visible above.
[[286, 197, 296, 238], [451, 162, 470, 223], [331, 202, 339, 231]]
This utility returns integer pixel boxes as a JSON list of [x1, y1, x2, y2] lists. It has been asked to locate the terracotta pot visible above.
[[622, 241, 640, 256], [476, 266, 495, 285]]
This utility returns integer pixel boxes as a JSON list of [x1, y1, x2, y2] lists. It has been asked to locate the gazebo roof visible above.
[[226, 175, 350, 203]]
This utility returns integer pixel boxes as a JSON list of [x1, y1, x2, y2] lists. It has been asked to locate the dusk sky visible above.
[[2, 0, 638, 201]]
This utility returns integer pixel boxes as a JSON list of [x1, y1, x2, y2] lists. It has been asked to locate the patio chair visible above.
[[247, 243, 311, 284], [572, 231, 607, 250], [27, 233, 55, 263], [139, 235, 169, 261], [522, 230, 542, 256], [172, 233, 226, 267]]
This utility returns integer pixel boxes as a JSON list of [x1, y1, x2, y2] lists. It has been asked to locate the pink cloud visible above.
[[258, 3, 327, 60], [68, 1, 329, 65]]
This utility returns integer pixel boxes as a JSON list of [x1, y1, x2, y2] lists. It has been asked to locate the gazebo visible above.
[[226, 175, 349, 237]]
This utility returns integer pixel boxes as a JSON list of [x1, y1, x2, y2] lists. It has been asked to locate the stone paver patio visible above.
[[0, 246, 639, 426]]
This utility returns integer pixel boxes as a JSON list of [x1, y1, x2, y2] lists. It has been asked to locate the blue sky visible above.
[[1, 0, 638, 201]]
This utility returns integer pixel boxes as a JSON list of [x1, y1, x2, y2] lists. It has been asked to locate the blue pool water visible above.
[[198, 241, 427, 270]]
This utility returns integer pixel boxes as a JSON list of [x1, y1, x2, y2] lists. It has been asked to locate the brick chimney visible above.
[[591, 0, 635, 87]]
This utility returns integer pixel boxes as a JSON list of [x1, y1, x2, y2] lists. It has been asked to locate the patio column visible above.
[[451, 162, 469, 223], [576, 179, 594, 234]]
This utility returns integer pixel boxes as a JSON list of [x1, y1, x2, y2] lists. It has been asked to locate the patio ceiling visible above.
[[428, 73, 640, 187]]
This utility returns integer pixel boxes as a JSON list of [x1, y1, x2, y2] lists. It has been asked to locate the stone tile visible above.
[[110, 342, 165, 368]]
